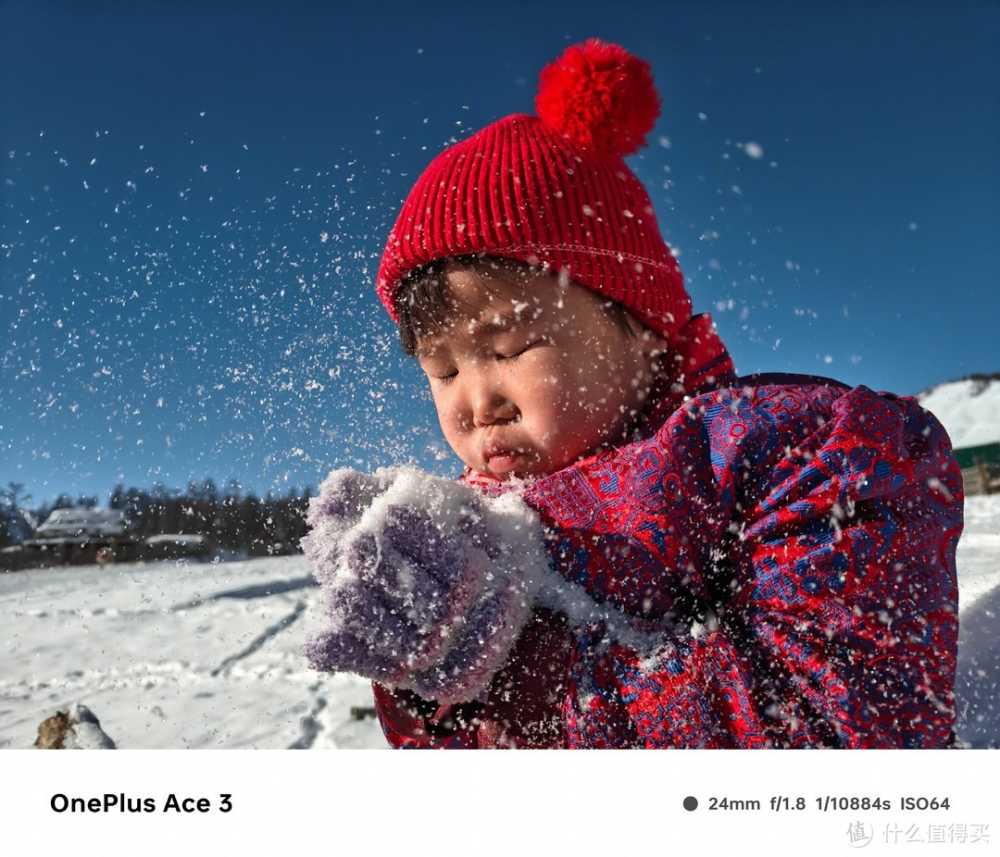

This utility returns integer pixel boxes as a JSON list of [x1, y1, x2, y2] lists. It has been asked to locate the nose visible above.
[[469, 383, 518, 429]]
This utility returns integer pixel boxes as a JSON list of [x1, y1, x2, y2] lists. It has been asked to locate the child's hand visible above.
[[302, 466, 549, 704], [300, 469, 395, 584]]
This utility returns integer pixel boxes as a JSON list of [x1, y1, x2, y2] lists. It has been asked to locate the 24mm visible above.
[[708, 796, 761, 811]]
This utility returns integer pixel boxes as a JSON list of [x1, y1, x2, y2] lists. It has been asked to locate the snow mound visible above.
[[918, 374, 1000, 449]]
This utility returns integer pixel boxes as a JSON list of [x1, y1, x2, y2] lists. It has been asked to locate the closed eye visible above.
[[428, 339, 546, 383], [496, 340, 544, 361]]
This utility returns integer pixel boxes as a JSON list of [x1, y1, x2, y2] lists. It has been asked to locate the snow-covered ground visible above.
[[0, 554, 386, 749], [2, 495, 998, 749]]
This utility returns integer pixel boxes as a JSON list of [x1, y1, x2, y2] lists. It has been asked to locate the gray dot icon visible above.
[[683, 796, 698, 811]]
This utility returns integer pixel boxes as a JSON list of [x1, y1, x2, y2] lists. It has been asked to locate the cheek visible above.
[[429, 389, 464, 438], [528, 350, 584, 391], [520, 359, 595, 430], [517, 357, 576, 417], [549, 349, 635, 427]]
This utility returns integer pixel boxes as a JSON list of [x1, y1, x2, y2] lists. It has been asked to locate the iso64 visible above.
[[901, 797, 950, 811]]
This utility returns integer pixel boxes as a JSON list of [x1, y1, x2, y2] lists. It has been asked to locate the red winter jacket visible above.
[[373, 323, 962, 748]]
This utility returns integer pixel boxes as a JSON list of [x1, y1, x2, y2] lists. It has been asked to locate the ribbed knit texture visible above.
[[375, 112, 692, 340]]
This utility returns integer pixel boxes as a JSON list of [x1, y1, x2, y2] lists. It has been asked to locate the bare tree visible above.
[[1, 482, 32, 511]]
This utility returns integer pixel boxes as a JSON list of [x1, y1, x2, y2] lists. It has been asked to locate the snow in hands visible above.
[[301, 465, 660, 704], [301, 466, 546, 704]]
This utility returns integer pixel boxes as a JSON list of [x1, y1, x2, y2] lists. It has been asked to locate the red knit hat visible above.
[[375, 38, 692, 341]]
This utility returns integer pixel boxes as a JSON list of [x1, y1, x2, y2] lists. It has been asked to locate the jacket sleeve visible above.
[[523, 382, 963, 747]]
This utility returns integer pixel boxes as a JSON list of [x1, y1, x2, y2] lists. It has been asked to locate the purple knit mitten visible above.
[[302, 467, 548, 703]]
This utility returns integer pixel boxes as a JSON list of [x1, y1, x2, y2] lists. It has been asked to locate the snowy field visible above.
[[2, 495, 998, 750], [0, 554, 386, 749]]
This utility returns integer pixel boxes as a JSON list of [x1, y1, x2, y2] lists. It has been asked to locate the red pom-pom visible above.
[[535, 38, 661, 157]]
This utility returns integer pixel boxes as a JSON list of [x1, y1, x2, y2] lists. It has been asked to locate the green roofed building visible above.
[[954, 442, 1000, 495], [953, 442, 1000, 470]]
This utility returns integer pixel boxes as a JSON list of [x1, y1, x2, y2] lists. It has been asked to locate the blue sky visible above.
[[2, 1, 997, 505]]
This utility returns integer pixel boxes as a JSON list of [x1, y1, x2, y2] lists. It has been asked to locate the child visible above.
[[302, 38, 962, 748]]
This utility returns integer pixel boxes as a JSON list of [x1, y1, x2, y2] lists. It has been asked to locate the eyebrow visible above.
[[415, 311, 529, 358], [469, 311, 525, 335]]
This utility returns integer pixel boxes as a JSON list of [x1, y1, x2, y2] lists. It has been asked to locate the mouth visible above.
[[482, 444, 532, 476]]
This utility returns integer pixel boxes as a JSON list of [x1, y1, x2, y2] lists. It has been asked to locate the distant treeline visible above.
[[9, 480, 316, 557]]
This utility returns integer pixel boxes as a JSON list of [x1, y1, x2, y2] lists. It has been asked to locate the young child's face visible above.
[[414, 262, 668, 480]]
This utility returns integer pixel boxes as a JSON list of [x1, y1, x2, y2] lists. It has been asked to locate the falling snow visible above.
[[1, 50, 993, 756]]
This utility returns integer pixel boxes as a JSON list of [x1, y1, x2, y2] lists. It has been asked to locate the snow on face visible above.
[[413, 264, 669, 480]]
